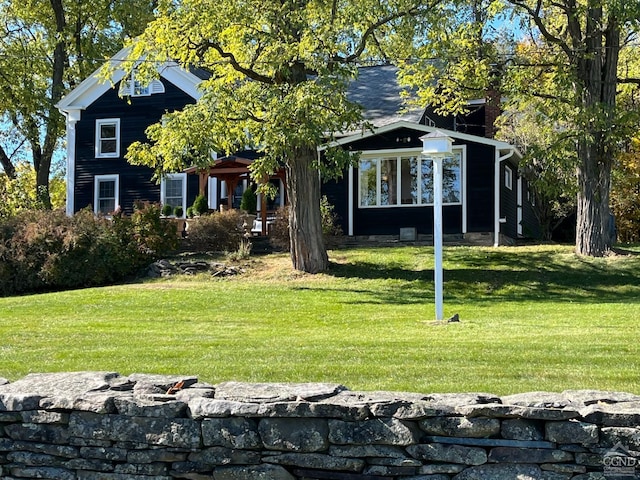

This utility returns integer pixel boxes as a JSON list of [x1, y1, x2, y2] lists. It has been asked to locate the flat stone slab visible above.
[[214, 382, 348, 403]]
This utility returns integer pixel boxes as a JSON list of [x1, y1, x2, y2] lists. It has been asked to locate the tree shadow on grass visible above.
[[322, 248, 640, 306]]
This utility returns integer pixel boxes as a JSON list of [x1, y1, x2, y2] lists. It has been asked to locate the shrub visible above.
[[161, 204, 173, 216], [240, 186, 257, 214], [185, 209, 244, 252], [269, 206, 290, 251], [174, 205, 184, 218], [320, 195, 343, 237], [0, 203, 178, 296], [192, 194, 209, 216], [268, 197, 342, 251], [186, 206, 195, 218]]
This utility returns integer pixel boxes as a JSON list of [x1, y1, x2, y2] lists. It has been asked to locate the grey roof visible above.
[[347, 65, 424, 128]]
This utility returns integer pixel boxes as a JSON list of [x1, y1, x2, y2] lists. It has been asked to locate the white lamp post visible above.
[[421, 131, 453, 321]]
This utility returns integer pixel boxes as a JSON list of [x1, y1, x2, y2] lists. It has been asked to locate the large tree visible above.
[[0, 0, 155, 208], [400, 0, 640, 256], [124, 0, 438, 273]]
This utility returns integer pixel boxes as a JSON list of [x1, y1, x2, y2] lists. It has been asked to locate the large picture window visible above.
[[359, 151, 462, 207], [95, 119, 120, 158]]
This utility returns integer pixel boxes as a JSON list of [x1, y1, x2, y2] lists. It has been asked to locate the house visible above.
[[57, 51, 539, 246], [323, 65, 540, 245]]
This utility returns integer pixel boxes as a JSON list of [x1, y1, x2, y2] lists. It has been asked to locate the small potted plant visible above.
[[161, 204, 173, 217], [173, 205, 184, 218]]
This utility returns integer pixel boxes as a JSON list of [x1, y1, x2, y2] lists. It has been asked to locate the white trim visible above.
[[348, 165, 354, 236], [94, 174, 120, 215], [56, 45, 203, 119], [517, 176, 523, 236], [504, 164, 513, 190], [357, 148, 464, 209], [494, 149, 516, 247], [324, 120, 521, 156], [208, 177, 218, 211], [160, 173, 188, 217], [95, 118, 120, 158], [65, 115, 78, 216], [460, 144, 468, 234]]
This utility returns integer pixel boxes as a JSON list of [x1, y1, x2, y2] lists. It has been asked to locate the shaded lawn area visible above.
[[1, 244, 639, 395]]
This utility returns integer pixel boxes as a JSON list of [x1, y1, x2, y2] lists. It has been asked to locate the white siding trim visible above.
[[64, 114, 79, 216]]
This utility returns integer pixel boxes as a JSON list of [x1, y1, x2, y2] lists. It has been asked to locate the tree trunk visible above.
[[285, 146, 328, 273], [573, 6, 619, 257], [575, 140, 612, 256]]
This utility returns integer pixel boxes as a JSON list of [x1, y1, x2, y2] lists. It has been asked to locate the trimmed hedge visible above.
[[0, 203, 178, 296]]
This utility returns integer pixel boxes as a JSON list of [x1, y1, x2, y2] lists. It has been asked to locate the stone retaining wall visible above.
[[1, 372, 639, 479]]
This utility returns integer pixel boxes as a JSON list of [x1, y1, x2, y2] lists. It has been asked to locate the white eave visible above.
[[56, 45, 203, 116], [323, 120, 522, 159]]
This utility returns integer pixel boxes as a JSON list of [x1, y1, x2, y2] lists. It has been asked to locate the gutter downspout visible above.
[[494, 148, 515, 247]]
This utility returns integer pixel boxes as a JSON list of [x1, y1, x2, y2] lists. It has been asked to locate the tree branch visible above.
[[507, 0, 574, 58], [197, 40, 275, 85], [0, 144, 16, 180]]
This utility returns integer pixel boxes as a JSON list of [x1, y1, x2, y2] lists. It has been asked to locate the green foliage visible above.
[[186, 206, 195, 218], [192, 194, 209, 216], [174, 205, 184, 218], [320, 195, 343, 238], [399, 0, 640, 255], [0, 163, 65, 218], [227, 238, 253, 262], [185, 210, 244, 252], [0, 0, 155, 208], [240, 187, 257, 215], [495, 100, 577, 240], [161, 204, 173, 216], [121, 0, 434, 272], [611, 138, 640, 243], [0, 204, 177, 296]]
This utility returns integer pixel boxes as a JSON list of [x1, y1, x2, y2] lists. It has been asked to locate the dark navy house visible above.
[[57, 48, 539, 246]]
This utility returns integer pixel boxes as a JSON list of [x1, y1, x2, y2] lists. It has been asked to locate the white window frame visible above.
[[94, 174, 120, 215], [95, 118, 120, 158], [160, 173, 188, 217], [120, 70, 165, 97], [358, 147, 464, 208], [504, 165, 513, 190]]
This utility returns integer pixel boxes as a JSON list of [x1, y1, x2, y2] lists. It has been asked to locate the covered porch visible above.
[[184, 153, 287, 236]]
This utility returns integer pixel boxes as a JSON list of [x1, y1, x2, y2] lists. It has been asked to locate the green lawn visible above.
[[1, 244, 639, 395]]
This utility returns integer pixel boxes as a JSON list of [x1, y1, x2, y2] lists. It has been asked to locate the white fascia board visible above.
[[322, 120, 521, 154], [56, 45, 203, 114]]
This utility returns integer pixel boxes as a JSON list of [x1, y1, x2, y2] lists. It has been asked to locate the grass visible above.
[[1, 243, 639, 395]]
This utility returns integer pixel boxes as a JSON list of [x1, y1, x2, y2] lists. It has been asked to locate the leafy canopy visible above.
[[123, 0, 436, 182]]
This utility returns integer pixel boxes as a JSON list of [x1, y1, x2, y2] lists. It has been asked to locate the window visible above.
[[504, 165, 513, 190], [359, 151, 462, 208], [119, 70, 165, 97], [95, 119, 120, 158], [94, 174, 119, 215], [161, 173, 187, 215]]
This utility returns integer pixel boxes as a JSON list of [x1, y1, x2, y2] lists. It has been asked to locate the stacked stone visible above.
[[1, 372, 639, 479]]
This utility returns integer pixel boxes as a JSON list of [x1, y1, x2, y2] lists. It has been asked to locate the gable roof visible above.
[[323, 120, 521, 158], [347, 65, 423, 128], [56, 46, 203, 118]]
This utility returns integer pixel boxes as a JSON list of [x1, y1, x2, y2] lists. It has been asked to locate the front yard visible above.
[[1, 244, 639, 395]]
